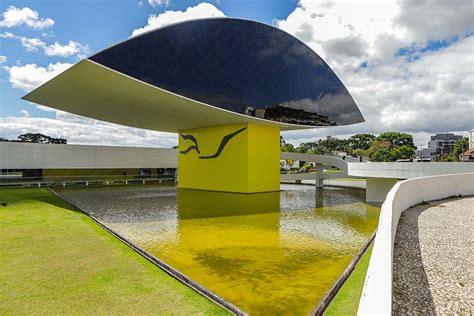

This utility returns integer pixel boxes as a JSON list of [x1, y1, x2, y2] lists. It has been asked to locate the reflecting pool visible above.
[[58, 184, 379, 315]]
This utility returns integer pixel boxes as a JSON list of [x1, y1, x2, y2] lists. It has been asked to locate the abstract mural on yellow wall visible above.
[[178, 123, 280, 193]]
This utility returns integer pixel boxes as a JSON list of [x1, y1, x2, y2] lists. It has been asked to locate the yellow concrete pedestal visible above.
[[178, 123, 280, 193]]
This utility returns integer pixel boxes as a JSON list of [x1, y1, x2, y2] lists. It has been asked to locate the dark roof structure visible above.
[[24, 18, 364, 132]]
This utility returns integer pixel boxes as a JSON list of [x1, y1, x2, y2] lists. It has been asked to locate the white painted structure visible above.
[[22, 59, 312, 133], [469, 129, 474, 149], [357, 172, 474, 315], [0, 142, 177, 169], [281, 152, 349, 173], [2, 143, 473, 200], [348, 161, 474, 179], [349, 162, 474, 202]]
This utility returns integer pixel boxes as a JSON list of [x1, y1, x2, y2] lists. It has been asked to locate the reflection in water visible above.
[[178, 188, 280, 219], [58, 184, 379, 315]]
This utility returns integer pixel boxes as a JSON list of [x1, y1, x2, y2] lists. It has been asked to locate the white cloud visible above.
[[7, 34, 89, 57], [394, 0, 474, 42], [19, 109, 30, 117], [0, 113, 178, 148], [0, 6, 54, 30], [7, 62, 73, 92], [276, 0, 403, 62], [277, 0, 474, 147], [20, 37, 45, 51], [0, 31, 15, 38], [148, 0, 170, 7], [2, 1, 472, 149], [131, 2, 225, 37], [0, 55, 6, 64], [322, 34, 369, 58], [294, 22, 314, 43], [43, 40, 89, 57], [35, 104, 58, 112]]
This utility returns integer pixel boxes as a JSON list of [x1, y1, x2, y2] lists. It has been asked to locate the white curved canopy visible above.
[[23, 59, 313, 133]]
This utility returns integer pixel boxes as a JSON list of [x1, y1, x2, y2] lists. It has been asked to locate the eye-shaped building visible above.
[[23, 17, 364, 193]]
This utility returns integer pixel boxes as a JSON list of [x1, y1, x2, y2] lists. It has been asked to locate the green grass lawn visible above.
[[324, 243, 374, 316], [0, 188, 228, 315]]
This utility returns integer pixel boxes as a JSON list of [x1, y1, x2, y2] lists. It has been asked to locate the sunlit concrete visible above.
[[358, 172, 474, 316], [0, 142, 177, 169]]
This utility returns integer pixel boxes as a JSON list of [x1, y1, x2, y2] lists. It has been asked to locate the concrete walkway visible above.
[[392, 196, 474, 315]]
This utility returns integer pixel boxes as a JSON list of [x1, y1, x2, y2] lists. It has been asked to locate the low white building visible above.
[[0, 142, 177, 179]]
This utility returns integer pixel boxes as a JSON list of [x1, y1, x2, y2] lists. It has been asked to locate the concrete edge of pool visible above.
[[48, 186, 376, 315], [311, 231, 376, 315], [47, 188, 246, 316]]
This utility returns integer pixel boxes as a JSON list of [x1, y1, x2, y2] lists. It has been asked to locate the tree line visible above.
[[282, 132, 468, 162], [441, 137, 469, 162], [0, 133, 67, 144], [281, 132, 417, 162]]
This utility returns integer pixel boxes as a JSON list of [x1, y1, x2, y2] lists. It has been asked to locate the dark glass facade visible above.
[[90, 18, 363, 126]]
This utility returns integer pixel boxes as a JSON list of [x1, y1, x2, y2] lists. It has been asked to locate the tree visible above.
[[17, 133, 67, 144], [348, 134, 376, 151], [364, 132, 416, 162], [296, 142, 316, 153], [452, 137, 468, 161], [391, 145, 415, 160], [352, 148, 366, 158], [371, 148, 393, 162], [376, 132, 416, 150], [281, 143, 296, 152], [365, 139, 391, 160], [442, 155, 455, 162]]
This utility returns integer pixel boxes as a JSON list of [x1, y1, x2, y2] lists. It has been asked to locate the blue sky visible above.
[[0, 1, 297, 119], [0, 0, 472, 147]]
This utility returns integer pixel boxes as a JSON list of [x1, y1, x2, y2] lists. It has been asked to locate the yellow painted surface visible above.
[[66, 186, 381, 314], [178, 123, 280, 193]]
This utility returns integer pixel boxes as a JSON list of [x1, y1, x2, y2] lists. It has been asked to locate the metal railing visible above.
[[0, 174, 176, 188]]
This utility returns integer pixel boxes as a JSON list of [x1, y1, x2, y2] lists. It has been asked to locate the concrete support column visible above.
[[315, 163, 323, 188], [178, 123, 280, 193], [366, 177, 398, 203]]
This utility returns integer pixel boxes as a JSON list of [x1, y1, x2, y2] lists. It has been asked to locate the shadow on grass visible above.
[[0, 188, 83, 214], [392, 202, 436, 314]]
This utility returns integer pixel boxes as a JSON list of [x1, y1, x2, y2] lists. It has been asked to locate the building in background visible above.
[[460, 148, 474, 162], [428, 133, 462, 159], [415, 147, 435, 160], [469, 129, 474, 149]]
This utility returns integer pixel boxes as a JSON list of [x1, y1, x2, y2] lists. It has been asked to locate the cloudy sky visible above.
[[1, 0, 473, 148]]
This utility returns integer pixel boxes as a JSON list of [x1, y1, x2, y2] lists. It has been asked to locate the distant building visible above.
[[428, 133, 462, 159], [469, 129, 474, 149], [460, 148, 474, 162], [415, 148, 435, 160]]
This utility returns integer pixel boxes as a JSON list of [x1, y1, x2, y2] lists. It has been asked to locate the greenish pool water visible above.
[[59, 184, 379, 315]]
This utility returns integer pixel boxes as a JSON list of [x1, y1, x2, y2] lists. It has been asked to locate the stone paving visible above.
[[393, 196, 474, 315]]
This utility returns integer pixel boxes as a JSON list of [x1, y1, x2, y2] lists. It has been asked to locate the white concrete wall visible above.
[[348, 161, 474, 179], [281, 152, 349, 173], [366, 178, 398, 203], [0, 142, 178, 169], [469, 129, 473, 149], [358, 172, 474, 315]]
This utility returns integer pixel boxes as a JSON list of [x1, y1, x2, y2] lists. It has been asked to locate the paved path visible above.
[[393, 196, 474, 315]]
